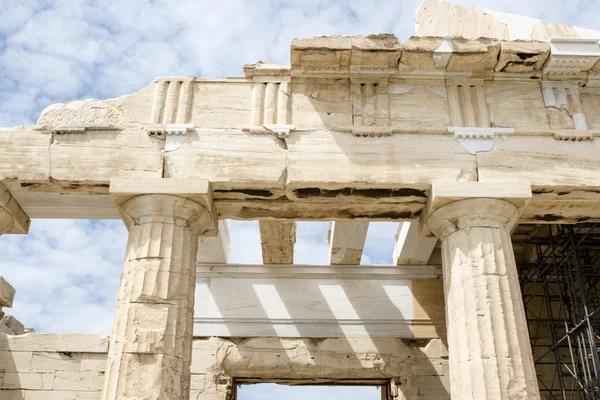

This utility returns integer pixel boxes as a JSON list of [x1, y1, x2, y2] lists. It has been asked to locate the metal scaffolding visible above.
[[518, 223, 600, 399]]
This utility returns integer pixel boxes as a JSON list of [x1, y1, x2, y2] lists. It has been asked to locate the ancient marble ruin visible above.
[[2, 0, 600, 398]]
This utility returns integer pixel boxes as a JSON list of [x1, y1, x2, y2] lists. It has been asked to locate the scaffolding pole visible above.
[[519, 223, 600, 399]]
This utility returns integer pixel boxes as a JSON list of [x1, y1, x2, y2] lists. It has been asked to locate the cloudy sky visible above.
[[0, 0, 598, 398]]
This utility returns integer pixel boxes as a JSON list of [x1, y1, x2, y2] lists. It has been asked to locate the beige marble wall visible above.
[[0, 333, 450, 400]]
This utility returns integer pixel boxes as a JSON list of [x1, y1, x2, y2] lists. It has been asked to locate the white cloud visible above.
[[0, 219, 126, 334], [0, 0, 596, 397], [2, 0, 596, 126]]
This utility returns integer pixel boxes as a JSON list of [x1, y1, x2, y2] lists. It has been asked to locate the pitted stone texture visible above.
[[104, 353, 188, 400], [189, 336, 449, 399], [495, 40, 550, 73], [1, 315, 25, 335], [0, 277, 16, 308], [427, 198, 540, 400], [101, 194, 207, 400], [38, 98, 124, 127]]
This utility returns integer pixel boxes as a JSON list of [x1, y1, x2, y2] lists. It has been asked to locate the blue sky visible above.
[[0, 0, 598, 398]]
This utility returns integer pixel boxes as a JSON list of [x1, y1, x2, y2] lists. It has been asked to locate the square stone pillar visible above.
[[102, 179, 217, 400], [424, 182, 540, 400]]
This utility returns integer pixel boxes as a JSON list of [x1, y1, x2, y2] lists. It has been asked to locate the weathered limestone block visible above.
[[189, 336, 450, 399], [163, 130, 287, 202], [0, 350, 33, 372], [477, 136, 600, 187], [0, 277, 16, 308], [24, 391, 77, 400], [530, 21, 581, 42], [328, 221, 369, 264], [31, 351, 82, 372], [415, 0, 509, 40], [412, 279, 447, 339], [193, 336, 409, 378], [80, 354, 108, 372], [415, 0, 593, 43], [0, 390, 27, 400], [285, 131, 477, 210], [103, 179, 216, 400], [75, 392, 102, 400], [394, 222, 437, 265], [291, 36, 352, 71], [36, 77, 254, 130], [0, 127, 51, 182], [0, 184, 30, 235], [0, 333, 109, 353], [39, 99, 125, 127], [446, 38, 500, 72], [495, 40, 550, 73], [0, 322, 16, 335], [425, 183, 540, 399], [1, 315, 24, 335], [400, 36, 444, 70], [350, 34, 402, 72], [259, 220, 296, 264], [38, 83, 155, 127], [580, 87, 600, 130], [49, 127, 164, 182], [54, 370, 105, 391], [291, 79, 352, 129], [1, 371, 54, 390], [485, 82, 550, 130], [389, 82, 450, 129], [191, 81, 252, 128]]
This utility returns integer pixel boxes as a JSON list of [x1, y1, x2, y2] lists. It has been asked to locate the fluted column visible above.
[[425, 185, 540, 400], [103, 179, 217, 400]]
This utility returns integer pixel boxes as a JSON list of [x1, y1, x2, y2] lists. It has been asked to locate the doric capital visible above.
[[424, 182, 532, 239], [109, 179, 218, 236], [0, 183, 30, 235]]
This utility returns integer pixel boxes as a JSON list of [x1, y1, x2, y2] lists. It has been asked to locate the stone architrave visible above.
[[102, 179, 217, 400], [424, 182, 540, 400]]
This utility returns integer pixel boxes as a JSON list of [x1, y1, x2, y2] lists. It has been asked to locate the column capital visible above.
[[109, 178, 218, 236], [424, 182, 531, 239], [0, 183, 30, 235]]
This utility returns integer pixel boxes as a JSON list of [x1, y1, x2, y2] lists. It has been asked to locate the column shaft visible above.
[[102, 195, 206, 400], [428, 198, 540, 400]]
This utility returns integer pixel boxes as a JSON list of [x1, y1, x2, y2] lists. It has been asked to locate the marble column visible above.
[[102, 180, 217, 400], [425, 187, 540, 399]]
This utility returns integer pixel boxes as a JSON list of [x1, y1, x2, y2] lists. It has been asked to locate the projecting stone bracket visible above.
[[448, 127, 514, 155], [543, 38, 600, 75], [553, 131, 594, 141], [147, 123, 195, 151], [40, 125, 120, 134], [352, 126, 393, 137], [147, 123, 195, 136], [243, 124, 295, 138]]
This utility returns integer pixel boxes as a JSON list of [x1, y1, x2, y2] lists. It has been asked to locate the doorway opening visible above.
[[235, 382, 386, 400]]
